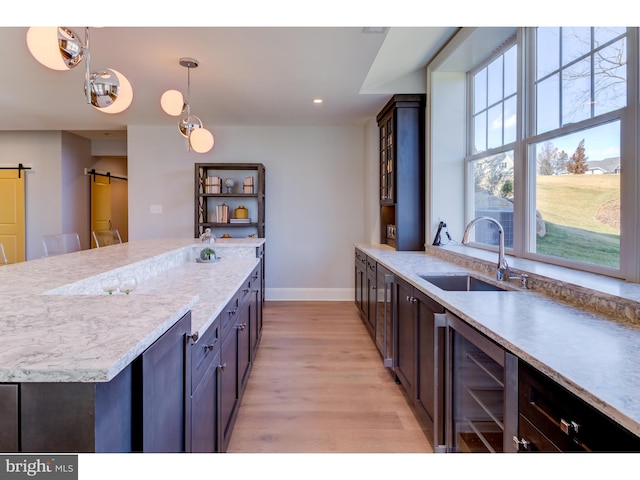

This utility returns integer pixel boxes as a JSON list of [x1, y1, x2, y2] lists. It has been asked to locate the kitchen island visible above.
[[0, 238, 264, 453]]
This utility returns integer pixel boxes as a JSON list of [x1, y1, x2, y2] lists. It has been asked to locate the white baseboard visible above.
[[265, 288, 354, 301]]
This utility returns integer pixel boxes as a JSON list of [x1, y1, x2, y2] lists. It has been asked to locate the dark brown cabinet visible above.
[[365, 256, 377, 334], [249, 264, 263, 361], [134, 311, 192, 453], [353, 256, 640, 453], [195, 163, 265, 239], [395, 277, 416, 397], [354, 249, 366, 316], [517, 361, 640, 452], [414, 289, 446, 447], [189, 319, 220, 453], [377, 94, 425, 251], [217, 264, 260, 452], [219, 315, 239, 452]]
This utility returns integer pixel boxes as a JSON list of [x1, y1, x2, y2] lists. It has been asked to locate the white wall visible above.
[[127, 124, 369, 300], [430, 71, 467, 240], [61, 132, 93, 249]]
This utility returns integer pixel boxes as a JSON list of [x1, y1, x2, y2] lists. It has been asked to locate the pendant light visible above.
[[161, 57, 214, 154], [26, 27, 133, 114]]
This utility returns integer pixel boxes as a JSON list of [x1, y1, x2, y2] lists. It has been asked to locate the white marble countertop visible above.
[[355, 243, 640, 437], [0, 238, 263, 383]]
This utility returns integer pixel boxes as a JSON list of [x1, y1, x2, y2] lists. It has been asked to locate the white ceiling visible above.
[[0, 26, 457, 139]]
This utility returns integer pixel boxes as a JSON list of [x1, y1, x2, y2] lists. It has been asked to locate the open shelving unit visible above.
[[194, 163, 265, 239]]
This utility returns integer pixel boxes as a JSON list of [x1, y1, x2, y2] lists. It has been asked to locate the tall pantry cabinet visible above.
[[377, 94, 425, 251]]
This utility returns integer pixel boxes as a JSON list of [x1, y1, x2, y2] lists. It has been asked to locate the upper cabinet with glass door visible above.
[[376, 94, 426, 251]]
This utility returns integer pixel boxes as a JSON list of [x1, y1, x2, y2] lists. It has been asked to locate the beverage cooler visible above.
[[444, 313, 518, 452]]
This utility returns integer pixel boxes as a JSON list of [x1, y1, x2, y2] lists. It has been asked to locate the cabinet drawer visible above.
[[519, 362, 640, 452], [191, 320, 220, 392], [517, 414, 562, 452], [220, 296, 240, 341], [366, 257, 377, 277], [355, 249, 366, 267]]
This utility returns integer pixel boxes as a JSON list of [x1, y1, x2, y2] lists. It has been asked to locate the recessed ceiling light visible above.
[[313, 99, 323, 104], [362, 27, 388, 34]]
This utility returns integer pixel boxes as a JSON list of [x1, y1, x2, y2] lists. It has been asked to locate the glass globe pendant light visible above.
[[160, 57, 214, 154], [26, 27, 84, 70], [26, 26, 133, 114]]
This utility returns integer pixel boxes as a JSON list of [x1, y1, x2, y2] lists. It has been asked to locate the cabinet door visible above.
[[237, 302, 251, 394], [219, 328, 239, 452], [0, 385, 18, 452], [249, 267, 262, 360], [395, 279, 415, 397], [249, 276, 262, 363], [137, 312, 191, 453], [379, 112, 394, 204], [415, 289, 445, 444], [365, 257, 377, 333], [190, 357, 219, 453], [354, 250, 366, 315], [374, 264, 394, 366]]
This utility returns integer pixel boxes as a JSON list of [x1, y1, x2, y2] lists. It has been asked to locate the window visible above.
[[530, 28, 625, 271], [467, 43, 517, 250], [532, 121, 620, 268], [460, 27, 630, 277], [535, 27, 627, 133], [471, 44, 518, 154]]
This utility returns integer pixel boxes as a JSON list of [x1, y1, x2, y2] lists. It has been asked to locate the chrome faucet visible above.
[[462, 216, 510, 281]]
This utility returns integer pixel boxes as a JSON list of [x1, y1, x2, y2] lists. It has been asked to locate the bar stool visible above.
[[42, 232, 81, 257], [92, 229, 122, 248]]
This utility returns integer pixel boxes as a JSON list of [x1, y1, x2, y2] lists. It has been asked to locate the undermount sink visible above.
[[419, 274, 507, 292]]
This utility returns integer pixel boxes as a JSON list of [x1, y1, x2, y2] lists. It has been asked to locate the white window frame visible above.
[[458, 27, 640, 280]]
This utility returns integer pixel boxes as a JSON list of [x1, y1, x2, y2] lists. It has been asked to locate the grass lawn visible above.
[[536, 174, 620, 268]]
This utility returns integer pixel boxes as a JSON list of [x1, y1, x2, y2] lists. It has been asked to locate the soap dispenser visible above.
[[200, 227, 216, 244]]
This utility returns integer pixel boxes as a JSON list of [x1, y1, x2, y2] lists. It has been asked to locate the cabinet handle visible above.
[[560, 418, 580, 435], [512, 436, 530, 451], [204, 339, 217, 353], [236, 323, 247, 331], [243, 288, 250, 294], [406, 295, 417, 303], [187, 332, 199, 344], [218, 362, 227, 371], [228, 309, 237, 317]]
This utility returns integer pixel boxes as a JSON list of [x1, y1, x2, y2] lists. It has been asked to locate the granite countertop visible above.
[[355, 243, 640, 437], [0, 238, 263, 384]]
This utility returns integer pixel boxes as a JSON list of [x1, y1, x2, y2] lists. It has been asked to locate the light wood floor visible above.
[[226, 301, 434, 453]]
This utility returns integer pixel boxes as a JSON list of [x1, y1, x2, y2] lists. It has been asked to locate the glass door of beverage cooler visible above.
[[445, 313, 517, 453]]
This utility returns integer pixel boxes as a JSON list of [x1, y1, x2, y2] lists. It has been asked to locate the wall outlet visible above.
[[150, 205, 163, 214]]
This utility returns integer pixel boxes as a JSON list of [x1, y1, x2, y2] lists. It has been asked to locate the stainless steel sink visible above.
[[419, 274, 507, 292]]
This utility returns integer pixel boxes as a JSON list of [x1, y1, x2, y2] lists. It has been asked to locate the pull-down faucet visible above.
[[462, 216, 510, 281]]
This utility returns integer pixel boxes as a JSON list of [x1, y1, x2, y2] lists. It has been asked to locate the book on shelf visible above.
[[216, 204, 229, 223], [205, 176, 221, 194], [230, 218, 251, 223], [243, 176, 254, 194]]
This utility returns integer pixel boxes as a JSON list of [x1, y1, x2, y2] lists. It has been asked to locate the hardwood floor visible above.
[[226, 301, 433, 453]]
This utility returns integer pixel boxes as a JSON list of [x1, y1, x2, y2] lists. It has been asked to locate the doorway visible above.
[[0, 168, 26, 263], [89, 169, 128, 248]]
